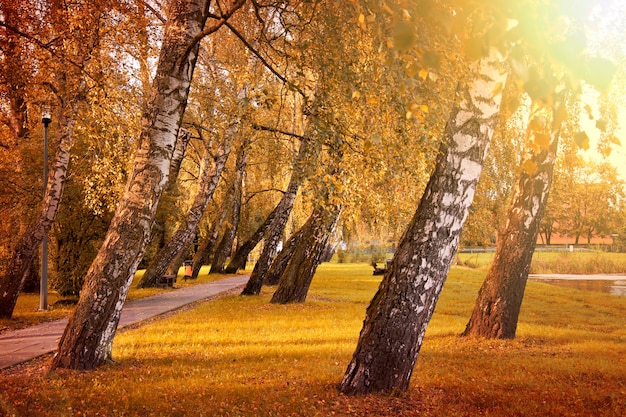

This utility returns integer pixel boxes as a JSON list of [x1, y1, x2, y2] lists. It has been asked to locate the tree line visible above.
[[1, 0, 625, 395]]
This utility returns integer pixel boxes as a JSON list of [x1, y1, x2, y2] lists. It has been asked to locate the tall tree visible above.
[[462, 93, 564, 339], [339, 42, 509, 394], [137, 123, 234, 288], [50, 0, 247, 371], [210, 140, 248, 273], [0, 0, 105, 317], [190, 198, 229, 278], [462, 0, 620, 339], [240, 136, 312, 294]]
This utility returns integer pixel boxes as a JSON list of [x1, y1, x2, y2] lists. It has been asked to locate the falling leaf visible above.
[[595, 119, 607, 132], [575, 131, 590, 150], [609, 135, 622, 146], [419, 69, 429, 80], [420, 104, 429, 113]]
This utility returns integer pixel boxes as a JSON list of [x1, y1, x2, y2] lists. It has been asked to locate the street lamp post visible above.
[[39, 106, 51, 311]]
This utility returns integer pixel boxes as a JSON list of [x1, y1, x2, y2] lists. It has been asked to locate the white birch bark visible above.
[[340, 48, 509, 395], [51, 0, 218, 370]]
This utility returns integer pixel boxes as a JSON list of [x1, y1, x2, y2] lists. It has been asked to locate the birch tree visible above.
[[137, 123, 234, 288], [50, 0, 247, 371], [339, 45, 509, 394], [0, 0, 105, 318]]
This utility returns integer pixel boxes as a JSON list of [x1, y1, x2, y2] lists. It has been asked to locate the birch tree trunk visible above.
[[137, 128, 233, 288], [241, 138, 312, 293], [462, 101, 562, 339], [270, 204, 341, 303], [240, 176, 300, 293], [210, 143, 247, 273], [263, 222, 304, 286], [339, 49, 508, 395], [50, 0, 225, 370], [0, 105, 76, 318], [190, 199, 229, 278], [148, 128, 193, 260]]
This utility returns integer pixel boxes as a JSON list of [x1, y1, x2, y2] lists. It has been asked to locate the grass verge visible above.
[[457, 250, 626, 274], [1, 263, 625, 416], [0, 266, 233, 334]]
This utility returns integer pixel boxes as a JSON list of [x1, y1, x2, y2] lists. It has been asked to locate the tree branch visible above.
[[179, 0, 247, 67], [224, 20, 307, 101], [250, 122, 308, 142], [0, 20, 100, 86]]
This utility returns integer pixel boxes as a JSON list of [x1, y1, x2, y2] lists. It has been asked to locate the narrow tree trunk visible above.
[[190, 200, 229, 278], [240, 179, 300, 293], [0, 106, 76, 318], [210, 144, 247, 274], [137, 130, 232, 288], [462, 102, 562, 339], [147, 128, 194, 261], [50, 0, 220, 370], [339, 49, 508, 395], [270, 204, 341, 303], [263, 224, 305, 286], [240, 138, 312, 293], [168, 128, 192, 190]]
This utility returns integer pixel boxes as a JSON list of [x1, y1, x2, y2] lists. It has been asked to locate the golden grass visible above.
[[457, 250, 626, 274], [1, 263, 625, 416], [0, 266, 231, 333]]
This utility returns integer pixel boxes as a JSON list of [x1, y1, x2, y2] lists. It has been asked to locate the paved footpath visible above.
[[0, 275, 249, 369]]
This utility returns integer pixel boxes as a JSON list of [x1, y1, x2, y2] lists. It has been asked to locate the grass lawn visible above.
[[0, 266, 230, 334], [1, 263, 625, 416], [457, 250, 626, 274]]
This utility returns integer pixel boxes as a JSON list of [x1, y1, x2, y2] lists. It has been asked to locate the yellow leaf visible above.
[[406, 111, 412, 119], [358, 13, 367, 30], [595, 119, 607, 132], [492, 82, 503, 98], [367, 96, 379, 105], [534, 132, 550, 150], [419, 69, 429, 80], [575, 131, 590, 150], [352, 91, 360, 99], [584, 104, 594, 119], [610, 135, 622, 146], [382, 2, 394, 14], [521, 159, 537, 175], [420, 104, 429, 113]]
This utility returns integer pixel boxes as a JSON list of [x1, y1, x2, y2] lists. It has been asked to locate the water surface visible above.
[[529, 274, 626, 297]]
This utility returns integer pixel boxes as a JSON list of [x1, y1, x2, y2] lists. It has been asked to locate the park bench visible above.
[[157, 274, 176, 288], [371, 259, 392, 275]]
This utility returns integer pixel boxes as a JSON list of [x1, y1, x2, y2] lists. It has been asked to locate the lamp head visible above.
[[42, 105, 52, 125]]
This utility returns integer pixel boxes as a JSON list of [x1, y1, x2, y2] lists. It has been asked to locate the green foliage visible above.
[[51, 178, 112, 297]]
